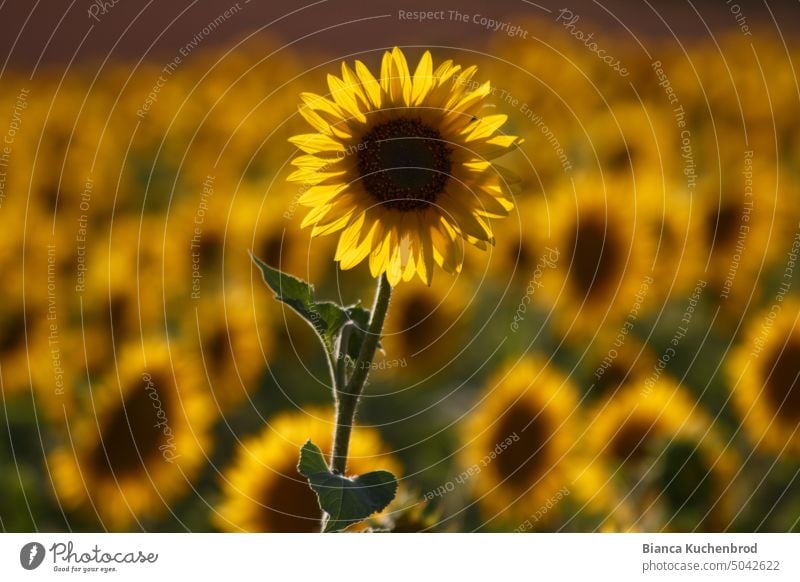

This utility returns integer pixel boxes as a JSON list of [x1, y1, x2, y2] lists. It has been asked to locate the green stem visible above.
[[330, 274, 392, 475]]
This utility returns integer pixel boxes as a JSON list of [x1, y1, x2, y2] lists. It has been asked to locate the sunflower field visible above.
[[1, 16, 799, 534]]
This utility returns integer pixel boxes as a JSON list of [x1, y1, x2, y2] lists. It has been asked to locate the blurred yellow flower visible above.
[[287, 47, 522, 285], [589, 379, 710, 465], [461, 357, 599, 527], [213, 408, 401, 532], [181, 287, 268, 411], [727, 299, 800, 457], [381, 274, 471, 376], [50, 340, 215, 529], [583, 337, 656, 403], [582, 102, 674, 178], [586, 379, 738, 530], [644, 184, 704, 299], [533, 175, 655, 338]]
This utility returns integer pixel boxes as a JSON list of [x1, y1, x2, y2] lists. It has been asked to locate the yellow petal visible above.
[[311, 212, 353, 236], [341, 62, 371, 110], [301, 201, 334, 229], [431, 221, 462, 273], [298, 183, 347, 206], [369, 225, 392, 277], [416, 216, 435, 285], [289, 133, 345, 154], [300, 92, 345, 120], [291, 154, 343, 169], [327, 74, 367, 124], [336, 213, 375, 267], [473, 136, 522, 160], [411, 51, 434, 105], [448, 80, 491, 113], [464, 114, 508, 142], [440, 195, 493, 243], [383, 47, 411, 105], [355, 60, 382, 108]]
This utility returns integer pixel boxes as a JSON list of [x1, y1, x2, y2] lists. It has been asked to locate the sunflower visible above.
[[78, 240, 161, 367], [582, 337, 656, 404], [213, 408, 401, 532], [167, 193, 230, 294], [643, 182, 705, 300], [479, 195, 549, 284], [231, 188, 330, 284], [50, 339, 215, 530], [694, 169, 776, 315], [0, 296, 45, 400], [727, 299, 800, 457], [586, 380, 738, 530], [533, 175, 655, 339], [0, 239, 53, 399], [380, 274, 471, 376], [461, 357, 604, 528], [181, 287, 269, 411], [581, 101, 674, 178], [287, 47, 522, 286], [24, 80, 106, 220]]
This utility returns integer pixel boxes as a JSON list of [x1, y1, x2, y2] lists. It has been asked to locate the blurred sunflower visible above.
[[24, 79, 107, 220], [79, 243, 161, 362], [0, 225, 52, 398], [0, 297, 43, 399], [582, 102, 673, 178], [381, 274, 471, 376], [589, 379, 710, 465], [168, 192, 238, 294], [50, 340, 215, 529], [727, 299, 800, 456], [183, 287, 268, 411], [461, 357, 605, 527], [107, 216, 181, 306], [695, 174, 775, 312], [583, 337, 656, 403], [287, 47, 522, 285], [231, 189, 327, 283], [534, 176, 655, 338], [213, 408, 401, 532], [586, 380, 738, 530], [480, 195, 547, 283], [644, 185, 704, 299]]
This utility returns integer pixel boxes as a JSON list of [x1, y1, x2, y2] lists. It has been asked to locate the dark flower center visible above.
[[89, 374, 170, 478], [207, 326, 232, 369], [494, 402, 551, 487], [398, 293, 440, 355], [705, 203, 742, 256], [591, 360, 632, 400], [0, 309, 28, 354], [609, 420, 655, 463], [567, 218, 622, 298], [763, 340, 800, 423], [357, 117, 452, 211], [257, 463, 322, 532]]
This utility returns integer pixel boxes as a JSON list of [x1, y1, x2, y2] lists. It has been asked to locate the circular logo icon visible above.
[[19, 542, 46, 570]]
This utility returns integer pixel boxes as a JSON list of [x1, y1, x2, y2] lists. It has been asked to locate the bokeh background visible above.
[[1, 0, 799, 532]]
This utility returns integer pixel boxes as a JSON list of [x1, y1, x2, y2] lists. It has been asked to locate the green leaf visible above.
[[251, 253, 364, 351], [298, 441, 398, 533], [298, 439, 329, 475]]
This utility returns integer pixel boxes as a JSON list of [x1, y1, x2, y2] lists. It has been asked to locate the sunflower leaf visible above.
[[298, 440, 398, 533], [298, 439, 329, 475], [251, 253, 363, 352]]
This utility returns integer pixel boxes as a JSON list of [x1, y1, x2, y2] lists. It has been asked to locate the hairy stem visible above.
[[330, 274, 392, 475]]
